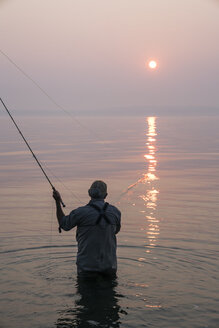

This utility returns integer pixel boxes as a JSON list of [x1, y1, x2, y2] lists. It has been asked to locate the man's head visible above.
[[88, 180, 108, 200]]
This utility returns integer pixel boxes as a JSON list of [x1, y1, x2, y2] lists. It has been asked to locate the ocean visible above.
[[0, 113, 218, 328]]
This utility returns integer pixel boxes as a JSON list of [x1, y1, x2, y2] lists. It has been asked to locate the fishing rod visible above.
[[0, 97, 65, 231]]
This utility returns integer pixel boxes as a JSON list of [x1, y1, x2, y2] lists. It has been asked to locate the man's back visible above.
[[60, 199, 121, 274]]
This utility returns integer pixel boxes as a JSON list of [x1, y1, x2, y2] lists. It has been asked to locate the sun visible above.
[[148, 60, 157, 70]]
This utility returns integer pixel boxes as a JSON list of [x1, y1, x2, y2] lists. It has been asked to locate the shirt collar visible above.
[[89, 199, 105, 205]]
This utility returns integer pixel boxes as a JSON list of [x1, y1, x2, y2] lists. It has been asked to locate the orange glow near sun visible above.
[[148, 60, 157, 70]]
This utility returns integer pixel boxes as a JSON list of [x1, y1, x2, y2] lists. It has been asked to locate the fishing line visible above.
[[0, 49, 115, 201], [0, 49, 101, 140], [0, 49, 115, 212], [42, 161, 84, 205], [49, 198, 54, 260], [0, 97, 65, 231]]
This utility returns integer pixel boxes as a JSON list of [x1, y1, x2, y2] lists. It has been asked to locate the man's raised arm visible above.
[[53, 189, 65, 227]]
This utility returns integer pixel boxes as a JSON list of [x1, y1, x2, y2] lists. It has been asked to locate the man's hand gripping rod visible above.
[[52, 186, 66, 208]]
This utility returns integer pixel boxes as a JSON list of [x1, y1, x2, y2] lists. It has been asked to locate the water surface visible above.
[[0, 113, 219, 328]]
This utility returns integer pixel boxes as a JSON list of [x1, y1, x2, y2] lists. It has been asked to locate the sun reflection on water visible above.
[[141, 117, 160, 250], [119, 117, 160, 252]]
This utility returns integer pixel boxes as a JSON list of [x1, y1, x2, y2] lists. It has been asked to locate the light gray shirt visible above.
[[60, 199, 121, 273]]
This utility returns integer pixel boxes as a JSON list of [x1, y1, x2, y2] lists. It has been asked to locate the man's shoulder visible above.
[[71, 203, 91, 214], [107, 203, 121, 216]]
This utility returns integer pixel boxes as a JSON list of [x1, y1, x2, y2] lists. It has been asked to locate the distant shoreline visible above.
[[0, 106, 218, 117]]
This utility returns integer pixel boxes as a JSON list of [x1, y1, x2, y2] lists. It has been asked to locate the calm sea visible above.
[[0, 113, 218, 328]]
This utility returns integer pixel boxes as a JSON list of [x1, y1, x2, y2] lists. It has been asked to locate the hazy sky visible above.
[[0, 0, 219, 114]]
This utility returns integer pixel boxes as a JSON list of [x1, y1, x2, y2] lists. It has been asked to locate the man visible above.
[[53, 180, 121, 278]]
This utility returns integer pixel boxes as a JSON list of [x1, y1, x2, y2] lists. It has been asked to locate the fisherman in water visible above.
[[53, 180, 121, 279]]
